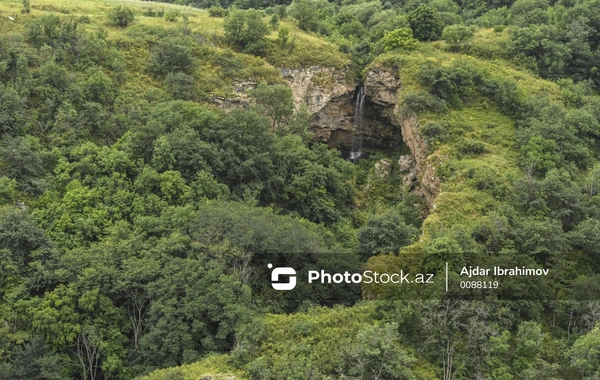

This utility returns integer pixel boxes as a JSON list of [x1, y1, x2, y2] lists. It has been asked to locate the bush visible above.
[[21, 0, 30, 14], [421, 121, 450, 144], [208, 6, 227, 17], [442, 24, 475, 51], [380, 28, 419, 51], [408, 5, 444, 41], [287, 0, 331, 32], [401, 91, 449, 115], [142, 8, 164, 17], [456, 139, 486, 155], [107, 6, 135, 27], [223, 10, 269, 56], [148, 37, 195, 76], [164, 10, 180, 22], [269, 13, 280, 27], [166, 72, 196, 100], [358, 209, 419, 258]]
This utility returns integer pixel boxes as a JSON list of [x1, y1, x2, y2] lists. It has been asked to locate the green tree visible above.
[[249, 83, 294, 130], [107, 6, 135, 27], [568, 325, 600, 379], [408, 5, 444, 41], [148, 37, 195, 76], [380, 28, 419, 51], [341, 323, 417, 380], [223, 10, 269, 55], [358, 209, 419, 258], [442, 24, 476, 51], [287, 0, 331, 32]]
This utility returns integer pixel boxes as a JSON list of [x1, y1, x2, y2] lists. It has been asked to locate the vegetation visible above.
[[1, 0, 600, 379]]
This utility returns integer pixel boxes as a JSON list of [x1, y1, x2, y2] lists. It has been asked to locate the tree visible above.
[[358, 209, 419, 258], [223, 10, 269, 56], [165, 72, 196, 101], [408, 5, 444, 41], [0, 136, 45, 194], [287, 0, 331, 32], [249, 83, 294, 130], [568, 325, 600, 379], [380, 28, 419, 51], [107, 6, 135, 28], [442, 24, 476, 51], [341, 323, 417, 380], [148, 37, 195, 76]]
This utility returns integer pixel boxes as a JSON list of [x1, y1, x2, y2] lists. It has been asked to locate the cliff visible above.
[[282, 66, 440, 208]]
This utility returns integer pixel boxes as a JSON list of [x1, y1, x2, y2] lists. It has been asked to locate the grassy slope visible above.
[[370, 31, 561, 238], [0, 0, 348, 103]]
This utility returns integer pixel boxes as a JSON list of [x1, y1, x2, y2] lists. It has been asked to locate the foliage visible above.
[[358, 208, 419, 258], [380, 28, 419, 51], [107, 6, 135, 27], [442, 24, 476, 51], [223, 10, 269, 56], [148, 37, 195, 76], [408, 5, 445, 41]]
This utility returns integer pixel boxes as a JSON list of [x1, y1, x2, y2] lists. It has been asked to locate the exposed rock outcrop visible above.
[[217, 66, 440, 208], [282, 66, 440, 208], [282, 66, 356, 147], [395, 111, 440, 207]]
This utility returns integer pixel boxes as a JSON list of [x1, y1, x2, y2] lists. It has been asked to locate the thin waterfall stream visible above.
[[350, 86, 366, 161]]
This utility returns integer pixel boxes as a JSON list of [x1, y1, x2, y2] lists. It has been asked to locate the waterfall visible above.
[[350, 86, 365, 161]]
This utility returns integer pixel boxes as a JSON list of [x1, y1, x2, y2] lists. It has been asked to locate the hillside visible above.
[[1, 0, 600, 379]]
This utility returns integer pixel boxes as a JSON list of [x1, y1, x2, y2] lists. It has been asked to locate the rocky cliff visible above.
[[213, 65, 440, 208], [281, 66, 439, 208]]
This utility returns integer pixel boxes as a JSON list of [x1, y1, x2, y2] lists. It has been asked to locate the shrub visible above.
[[380, 28, 419, 51], [442, 24, 475, 51], [164, 10, 179, 22], [358, 209, 419, 258], [277, 26, 289, 47], [21, 0, 30, 14], [456, 139, 486, 155], [401, 91, 449, 115], [166, 72, 196, 100], [421, 121, 450, 144], [107, 6, 135, 27], [287, 0, 331, 32], [224, 10, 269, 56], [208, 6, 227, 17], [408, 5, 444, 41], [148, 37, 195, 76]]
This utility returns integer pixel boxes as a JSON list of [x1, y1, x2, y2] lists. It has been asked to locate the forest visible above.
[[0, 0, 599, 378]]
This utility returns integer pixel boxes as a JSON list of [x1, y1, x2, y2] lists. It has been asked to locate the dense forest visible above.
[[0, 0, 600, 378]]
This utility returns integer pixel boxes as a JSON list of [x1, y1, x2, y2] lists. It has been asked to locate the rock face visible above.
[[282, 66, 404, 151], [282, 66, 356, 147], [281, 66, 440, 208], [216, 66, 440, 208]]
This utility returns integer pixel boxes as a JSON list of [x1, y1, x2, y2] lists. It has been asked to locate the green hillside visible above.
[[1, 0, 600, 378]]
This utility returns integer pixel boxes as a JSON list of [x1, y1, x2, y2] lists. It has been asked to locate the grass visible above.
[[140, 354, 247, 380], [364, 31, 561, 277]]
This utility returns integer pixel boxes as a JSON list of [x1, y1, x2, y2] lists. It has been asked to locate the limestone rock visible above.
[[374, 159, 392, 179], [364, 69, 402, 106], [398, 155, 415, 172]]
